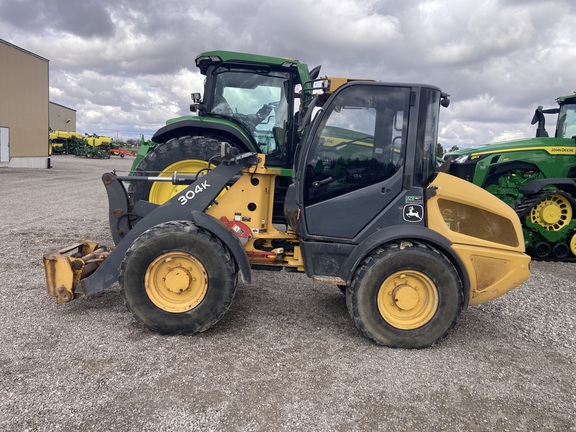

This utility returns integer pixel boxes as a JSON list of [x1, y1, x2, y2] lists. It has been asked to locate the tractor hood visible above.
[[445, 136, 576, 161]]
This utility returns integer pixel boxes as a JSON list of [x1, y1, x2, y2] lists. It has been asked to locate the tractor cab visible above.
[[193, 51, 318, 167], [556, 93, 576, 139], [532, 92, 576, 139]]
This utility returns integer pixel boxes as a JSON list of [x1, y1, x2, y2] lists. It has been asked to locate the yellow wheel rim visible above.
[[149, 159, 211, 204], [530, 194, 573, 231], [570, 233, 576, 256], [377, 270, 439, 330], [145, 251, 208, 313]]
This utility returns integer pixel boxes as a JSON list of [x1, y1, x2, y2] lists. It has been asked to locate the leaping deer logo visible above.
[[407, 206, 420, 218], [404, 205, 423, 222]]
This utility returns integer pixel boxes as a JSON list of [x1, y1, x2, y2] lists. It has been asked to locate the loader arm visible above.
[[44, 151, 259, 303]]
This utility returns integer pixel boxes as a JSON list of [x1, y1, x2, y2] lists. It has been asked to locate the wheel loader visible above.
[[43, 76, 530, 348], [445, 92, 576, 261]]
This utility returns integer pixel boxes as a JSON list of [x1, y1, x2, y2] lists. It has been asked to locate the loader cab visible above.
[[285, 82, 444, 274]]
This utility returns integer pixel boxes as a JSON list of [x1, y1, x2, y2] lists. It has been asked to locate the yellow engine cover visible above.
[[427, 173, 531, 305]]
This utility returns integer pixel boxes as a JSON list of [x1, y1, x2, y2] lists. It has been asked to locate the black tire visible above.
[[129, 136, 223, 205], [346, 241, 463, 348], [119, 220, 237, 335]]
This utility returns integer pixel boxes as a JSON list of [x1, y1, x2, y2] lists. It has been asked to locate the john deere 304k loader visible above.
[[43, 55, 530, 348]]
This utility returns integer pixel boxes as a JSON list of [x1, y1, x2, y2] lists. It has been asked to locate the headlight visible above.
[[454, 155, 469, 164]]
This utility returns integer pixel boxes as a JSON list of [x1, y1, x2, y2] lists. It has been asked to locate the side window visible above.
[[559, 104, 576, 139], [304, 85, 409, 205], [415, 88, 440, 184]]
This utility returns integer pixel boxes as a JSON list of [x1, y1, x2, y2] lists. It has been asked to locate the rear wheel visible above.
[[346, 241, 463, 348], [119, 221, 237, 335], [129, 136, 222, 205], [529, 193, 573, 232]]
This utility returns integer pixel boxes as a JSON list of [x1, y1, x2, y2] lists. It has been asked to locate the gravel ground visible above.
[[0, 156, 575, 431]]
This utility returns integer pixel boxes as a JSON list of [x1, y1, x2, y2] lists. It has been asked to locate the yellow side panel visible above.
[[427, 173, 526, 252], [451, 244, 530, 305], [206, 155, 280, 235], [427, 173, 531, 304]]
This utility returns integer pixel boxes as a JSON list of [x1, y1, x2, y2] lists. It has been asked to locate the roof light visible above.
[[195, 55, 222, 66]]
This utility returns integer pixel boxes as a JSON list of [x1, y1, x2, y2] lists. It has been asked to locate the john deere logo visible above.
[[403, 205, 423, 222]]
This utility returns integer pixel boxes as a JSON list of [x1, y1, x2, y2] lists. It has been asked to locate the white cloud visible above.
[[1, 0, 575, 147]]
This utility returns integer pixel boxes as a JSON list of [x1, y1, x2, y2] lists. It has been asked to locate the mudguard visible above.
[[520, 178, 576, 196], [152, 117, 257, 153], [337, 225, 471, 308], [190, 210, 251, 284]]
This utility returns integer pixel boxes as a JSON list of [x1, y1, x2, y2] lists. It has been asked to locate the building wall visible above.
[[0, 39, 49, 167], [49, 102, 76, 132]]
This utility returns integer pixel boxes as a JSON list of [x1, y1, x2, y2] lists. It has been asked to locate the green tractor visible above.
[[129, 50, 325, 224], [445, 92, 576, 260]]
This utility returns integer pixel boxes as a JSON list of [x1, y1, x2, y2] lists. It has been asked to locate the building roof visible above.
[[0, 38, 49, 63], [49, 101, 77, 112]]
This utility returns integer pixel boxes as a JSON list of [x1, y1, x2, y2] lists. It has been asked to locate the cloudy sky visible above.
[[1, 0, 575, 149]]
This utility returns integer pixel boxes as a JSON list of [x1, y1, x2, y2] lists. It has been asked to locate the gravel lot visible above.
[[1, 156, 575, 431]]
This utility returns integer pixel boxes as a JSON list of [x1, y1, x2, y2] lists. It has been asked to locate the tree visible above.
[[436, 142, 444, 159]]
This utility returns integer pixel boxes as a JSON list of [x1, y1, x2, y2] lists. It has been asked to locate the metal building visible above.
[[49, 102, 77, 133], [0, 39, 49, 168]]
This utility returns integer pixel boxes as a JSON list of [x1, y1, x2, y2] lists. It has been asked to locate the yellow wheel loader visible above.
[[43, 80, 530, 348]]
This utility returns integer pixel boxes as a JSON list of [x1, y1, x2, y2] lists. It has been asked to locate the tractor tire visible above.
[[129, 136, 222, 205], [119, 220, 237, 335], [346, 241, 463, 349]]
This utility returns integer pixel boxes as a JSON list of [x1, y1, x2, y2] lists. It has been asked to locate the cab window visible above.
[[304, 85, 410, 205]]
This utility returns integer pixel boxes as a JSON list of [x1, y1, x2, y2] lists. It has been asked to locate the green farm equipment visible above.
[[49, 130, 84, 155], [77, 134, 112, 158], [445, 92, 576, 260]]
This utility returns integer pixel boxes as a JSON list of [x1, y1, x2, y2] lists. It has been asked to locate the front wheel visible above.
[[119, 221, 237, 335], [346, 241, 463, 348]]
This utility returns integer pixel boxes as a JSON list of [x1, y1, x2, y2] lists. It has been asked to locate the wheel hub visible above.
[[540, 205, 561, 225], [392, 284, 419, 311], [164, 267, 192, 293], [530, 194, 572, 231], [377, 271, 439, 330], [145, 252, 208, 313]]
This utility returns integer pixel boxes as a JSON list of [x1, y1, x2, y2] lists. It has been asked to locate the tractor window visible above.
[[304, 85, 410, 205], [557, 103, 576, 139], [210, 68, 292, 155]]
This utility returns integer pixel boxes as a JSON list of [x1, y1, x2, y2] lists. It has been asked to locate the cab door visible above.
[[296, 83, 412, 240]]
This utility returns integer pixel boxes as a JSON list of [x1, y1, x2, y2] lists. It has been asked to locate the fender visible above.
[[338, 225, 471, 308], [520, 177, 576, 196], [152, 117, 258, 154], [190, 210, 251, 284]]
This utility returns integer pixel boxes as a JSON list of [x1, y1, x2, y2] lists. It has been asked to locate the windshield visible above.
[[557, 103, 576, 139], [209, 67, 291, 155]]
